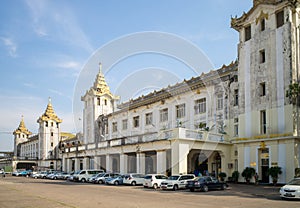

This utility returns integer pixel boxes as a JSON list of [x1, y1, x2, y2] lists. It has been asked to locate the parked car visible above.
[[123, 173, 145, 186], [73, 169, 105, 182], [96, 173, 119, 184], [31, 171, 48, 179], [49, 172, 69, 180], [67, 171, 80, 181], [18, 170, 32, 177], [280, 177, 300, 199], [186, 176, 228, 192], [160, 174, 195, 191], [88, 172, 106, 183], [105, 174, 123, 185], [143, 174, 168, 189]]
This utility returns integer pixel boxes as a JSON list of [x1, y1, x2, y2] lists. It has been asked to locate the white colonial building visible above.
[[60, 0, 300, 183], [12, 99, 74, 171]]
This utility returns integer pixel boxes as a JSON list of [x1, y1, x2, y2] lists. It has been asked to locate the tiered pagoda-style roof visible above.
[[37, 98, 62, 123], [13, 116, 32, 136], [82, 63, 120, 100]]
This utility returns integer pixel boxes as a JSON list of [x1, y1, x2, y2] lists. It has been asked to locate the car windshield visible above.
[[287, 178, 300, 185], [168, 176, 180, 180]]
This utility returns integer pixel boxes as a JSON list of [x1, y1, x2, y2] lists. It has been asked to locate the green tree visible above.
[[241, 167, 256, 184], [267, 166, 282, 186]]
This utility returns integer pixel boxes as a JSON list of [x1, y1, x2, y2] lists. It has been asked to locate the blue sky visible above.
[[0, 0, 252, 151]]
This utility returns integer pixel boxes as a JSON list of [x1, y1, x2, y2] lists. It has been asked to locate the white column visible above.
[[136, 152, 145, 174], [106, 154, 110, 172], [171, 141, 189, 174], [94, 156, 101, 169], [74, 158, 80, 171], [83, 157, 90, 169], [120, 154, 128, 174], [157, 150, 167, 174]]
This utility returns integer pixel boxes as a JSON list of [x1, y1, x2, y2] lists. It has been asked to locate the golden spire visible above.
[[37, 97, 62, 123], [13, 116, 32, 136], [93, 62, 111, 95]]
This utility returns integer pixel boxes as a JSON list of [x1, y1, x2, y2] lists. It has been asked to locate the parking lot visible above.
[[0, 175, 299, 208]]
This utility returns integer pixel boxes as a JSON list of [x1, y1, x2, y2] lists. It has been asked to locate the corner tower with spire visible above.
[[37, 98, 62, 165], [81, 63, 120, 144], [13, 116, 32, 157]]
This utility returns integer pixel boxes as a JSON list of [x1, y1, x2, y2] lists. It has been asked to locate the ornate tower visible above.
[[81, 63, 119, 144], [13, 116, 32, 157], [231, 0, 300, 137], [37, 98, 62, 162]]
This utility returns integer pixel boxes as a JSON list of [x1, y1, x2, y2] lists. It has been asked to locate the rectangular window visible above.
[[145, 113, 153, 126], [51, 142, 53, 147], [97, 97, 101, 106], [217, 94, 223, 110], [50, 132, 54, 137], [276, 10, 284, 28], [260, 82, 266, 96], [122, 119, 128, 130], [133, 116, 139, 128], [194, 98, 206, 114], [176, 104, 186, 119], [260, 110, 267, 134], [160, 108, 168, 122], [260, 19, 265, 31], [245, 25, 251, 41], [234, 124, 239, 137], [260, 49, 266, 63], [112, 122, 117, 132], [234, 89, 239, 106]]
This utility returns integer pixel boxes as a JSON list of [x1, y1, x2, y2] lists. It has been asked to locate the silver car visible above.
[[123, 173, 145, 186]]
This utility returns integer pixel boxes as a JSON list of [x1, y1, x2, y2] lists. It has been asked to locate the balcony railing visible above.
[[64, 128, 227, 153]]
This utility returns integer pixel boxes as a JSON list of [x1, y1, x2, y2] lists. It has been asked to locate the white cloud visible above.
[[48, 89, 64, 96], [0, 37, 17, 57], [25, 0, 94, 53], [23, 82, 36, 88], [57, 61, 81, 70]]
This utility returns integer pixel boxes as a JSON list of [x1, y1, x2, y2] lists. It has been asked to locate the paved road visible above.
[[0, 175, 299, 208]]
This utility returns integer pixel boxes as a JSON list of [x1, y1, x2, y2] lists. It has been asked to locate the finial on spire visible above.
[[99, 62, 102, 74], [48, 97, 52, 104]]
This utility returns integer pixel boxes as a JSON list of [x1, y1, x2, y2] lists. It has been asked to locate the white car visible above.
[[143, 174, 168, 189], [280, 178, 300, 199], [123, 173, 145, 186], [160, 174, 195, 191]]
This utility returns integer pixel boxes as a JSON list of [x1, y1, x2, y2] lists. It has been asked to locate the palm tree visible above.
[[267, 166, 282, 185], [241, 167, 255, 184]]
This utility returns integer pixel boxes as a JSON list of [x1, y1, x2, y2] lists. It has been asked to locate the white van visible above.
[[73, 169, 105, 182]]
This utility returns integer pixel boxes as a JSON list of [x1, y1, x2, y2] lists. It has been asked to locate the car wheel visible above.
[[202, 185, 208, 192], [131, 181, 136, 186], [221, 184, 227, 190], [153, 183, 158, 189], [190, 188, 195, 192], [99, 180, 104, 184], [143, 185, 147, 188], [81, 178, 86, 183], [54, 177, 57, 180], [114, 181, 119, 185], [173, 185, 179, 191]]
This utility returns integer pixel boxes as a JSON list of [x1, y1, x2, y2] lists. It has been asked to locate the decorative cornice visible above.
[[255, 10, 269, 24], [231, 0, 295, 31], [37, 98, 62, 123], [13, 116, 32, 136], [116, 61, 238, 112]]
